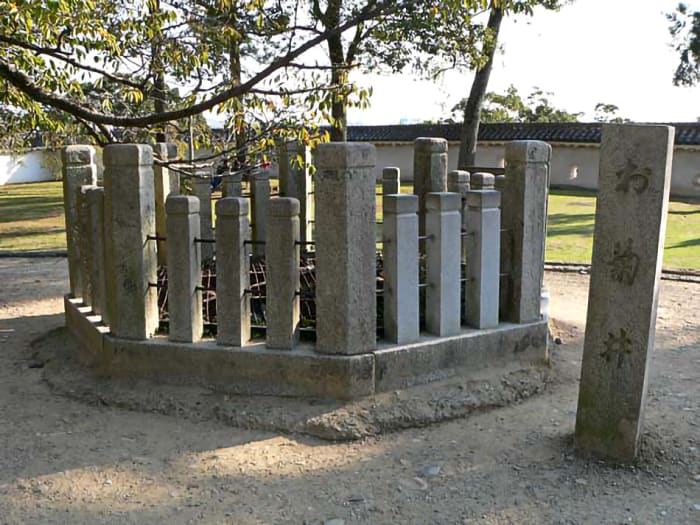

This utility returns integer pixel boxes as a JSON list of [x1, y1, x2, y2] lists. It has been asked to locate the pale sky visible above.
[[349, 0, 700, 125]]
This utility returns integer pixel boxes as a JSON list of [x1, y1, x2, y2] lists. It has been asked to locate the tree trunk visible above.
[[151, 0, 167, 143], [325, 0, 347, 142], [229, 36, 247, 171], [457, 5, 503, 169]]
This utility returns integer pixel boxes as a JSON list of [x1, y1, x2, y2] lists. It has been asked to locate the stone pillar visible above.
[[383, 195, 419, 344], [216, 197, 251, 347], [76, 185, 94, 305], [279, 142, 313, 245], [103, 144, 158, 340], [265, 198, 300, 350], [382, 166, 400, 196], [425, 192, 461, 337], [464, 173, 501, 329], [222, 172, 243, 198], [575, 124, 674, 462], [193, 172, 214, 260], [315, 143, 377, 355], [501, 141, 551, 323], [153, 142, 179, 267], [166, 195, 202, 343], [447, 170, 470, 196], [413, 138, 448, 243], [86, 187, 107, 319], [495, 174, 506, 191], [61, 145, 97, 298], [250, 169, 271, 258]]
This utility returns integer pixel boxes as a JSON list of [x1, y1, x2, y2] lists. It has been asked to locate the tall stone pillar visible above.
[[153, 142, 179, 266], [86, 187, 107, 319], [222, 172, 243, 198], [413, 138, 448, 242], [193, 172, 214, 260], [501, 140, 551, 323], [464, 173, 501, 329], [250, 169, 271, 258], [383, 194, 419, 344], [575, 124, 674, 462], [279, 142, 313, 245], [425, 192, 461, 337], [76, 185, 96, 306], [103, 144, 158, 340], [166, 195, 202, 343], [215, 197, 251, 347], [265, 198, 300, 350], [315, 143, 377, 355], [61, 146, 97, 298]]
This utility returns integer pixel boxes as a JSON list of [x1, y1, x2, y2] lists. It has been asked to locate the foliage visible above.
[[667, 2, 700, 86], [593, 103, 628, 124]]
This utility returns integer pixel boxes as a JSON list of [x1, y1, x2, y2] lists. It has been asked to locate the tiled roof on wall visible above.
[[346, 122, 700, 146]]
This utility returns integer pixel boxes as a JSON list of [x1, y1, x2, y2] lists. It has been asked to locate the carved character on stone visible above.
[[607, 238, 640, 285], [615, 161, 650, 194], [600, 328, 633, 369]]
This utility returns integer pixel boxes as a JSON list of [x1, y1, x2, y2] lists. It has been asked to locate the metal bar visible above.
[[418, 235, 434, 241], [461, 232, 475, 237], [147, 235, 167, 242], [295, 240, 316, 246], [194, 237, 216, 244], [418, 283, 430, 289], [244, 240, 266, 245], [148, 282, 165, 288], [195, 285, 216, 291]]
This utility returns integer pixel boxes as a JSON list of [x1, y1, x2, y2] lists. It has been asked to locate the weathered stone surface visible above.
[[61, 146, 96, 297], [76, 185, 94, 307], [502, 140, 551, 323], [413, 138, 448, 241], [447, 170, 470, 195], [575, 124, 674, 462], [86, 187, 106, 318], [215, 197, 251, 347], [265, 197, 300, 350], [383, 195, 419, 344], [103, 144, 158, 340], [279, 142, 313, 245], [222, 173, 243, 198], [315, 143, 377, 355], [250, 169, 271, 258], [166, 195, 202, 343], [153, 142, 179, 266], [193, 172, 214, 260], [425, 192, 461, 337], [382, 166, 401, 196]]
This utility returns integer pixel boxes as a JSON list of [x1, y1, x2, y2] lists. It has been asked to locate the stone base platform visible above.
[[65, 296, 549, 399]]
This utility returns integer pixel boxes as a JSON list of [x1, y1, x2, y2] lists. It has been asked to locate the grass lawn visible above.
[[2, 181, 699, 270]]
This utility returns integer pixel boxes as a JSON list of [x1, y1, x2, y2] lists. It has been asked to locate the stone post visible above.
[[61, 145, 96, 298], [447, 170, 470, 196], [315, 143, 377, 355], [166, 195, 202, 343], [383, 195, 419, 344], [222, 172, 243, 198], [193, 172, 214, 260], [216, 197, 251, 347], [413, 138, 448, 243], [265, 198, 300, 350], [250, 169, 271, 258], [86, 187, 107, 319], [575, 124, 674, 462], [425, 192, 461, 337], [464, 173, 501, 329], [382, 167, 401, 196], [153, 142, 179, 266], [279, 142, 313, 245], [501, 141, 551, 323], [76, 185, 95, 306], [103, 144, 158, 340]]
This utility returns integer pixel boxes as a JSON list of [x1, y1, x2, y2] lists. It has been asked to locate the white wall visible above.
[[0, 150, 55, 185]]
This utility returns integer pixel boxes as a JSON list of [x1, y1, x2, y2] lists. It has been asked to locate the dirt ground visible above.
[[0, 258, 698, 525]]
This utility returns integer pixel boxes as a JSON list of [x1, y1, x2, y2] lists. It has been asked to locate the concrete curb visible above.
[[0, 251, 67, 258]]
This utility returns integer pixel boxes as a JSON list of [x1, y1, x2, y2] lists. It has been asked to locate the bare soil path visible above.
[[0, 258, 698, 524]]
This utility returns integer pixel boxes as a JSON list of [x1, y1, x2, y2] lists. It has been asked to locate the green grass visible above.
[[0, 180, 65, 252], [1, 181, 699, 270]]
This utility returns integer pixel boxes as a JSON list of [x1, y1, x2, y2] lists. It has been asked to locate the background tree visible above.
[[668, 2, 700, 86]]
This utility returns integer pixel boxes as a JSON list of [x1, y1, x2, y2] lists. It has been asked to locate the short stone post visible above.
[[222, 172, 243, 198], [76, 185, 95, 306], [86, 187, 107, 319], [464, 173, 501, 329], [265, 198, 300, 350], [103, 144, 158, 340], [250, 169, 271, 258], [315, 143, 377, 355], [447, 170, 470, 196], [382, 167, 401, 196], [501, 141, 551, 323], [193, 172, 214, 260], [153, 142, 179, 266], [215, 197, 251, 347], [575, 124, 674, 462], [279, 142, 313, 245], [61, 146, 97, 298], [166, 195, 203, 343], [425, 192, 461, 337], [383, 195, 419, 344], [413, 138, 448, 244]]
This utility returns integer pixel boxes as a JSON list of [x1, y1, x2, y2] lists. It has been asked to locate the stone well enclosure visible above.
[[63, 138, 551, 399]]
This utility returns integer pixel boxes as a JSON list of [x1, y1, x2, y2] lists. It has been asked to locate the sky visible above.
[[347, 0, 700, 125]]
